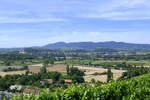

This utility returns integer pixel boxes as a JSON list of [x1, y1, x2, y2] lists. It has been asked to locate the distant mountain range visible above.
[[1, 41, 150, 52], [43, 41, 150, 51]]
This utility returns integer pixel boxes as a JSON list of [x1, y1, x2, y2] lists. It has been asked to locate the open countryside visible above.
[[1, 0, 150, 99], [0, 63, 126, 82]]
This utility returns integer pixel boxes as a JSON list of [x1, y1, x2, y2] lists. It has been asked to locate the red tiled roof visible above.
[[44, 79, 53, 84], [64, 80, 72, 83]]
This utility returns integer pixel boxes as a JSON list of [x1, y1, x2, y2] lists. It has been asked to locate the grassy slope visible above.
[[11, 73, 150, 100]]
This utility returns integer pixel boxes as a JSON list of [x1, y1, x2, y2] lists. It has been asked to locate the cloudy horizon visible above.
[[0, 0, 150, 48]]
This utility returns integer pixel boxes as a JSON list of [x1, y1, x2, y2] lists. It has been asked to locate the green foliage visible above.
[[69, 67, 84, 76], [40, 66, 47, 73], [3, 66, 28, 72], [66, 65, 70, 75], [11, 73, 150, 100], [43, 59, 49, 67], [120, 66, 150, 79], [91, 78, 96, 83], [0, 72, 62, 90], [0, 67, 85, 90], [71, 75, 85, 83], [43, 58, 55, 67], [65, 65, 85, 83], [107, 68, 113, 82]]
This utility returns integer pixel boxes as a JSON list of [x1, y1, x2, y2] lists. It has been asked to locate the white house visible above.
[[10, 85, 22, 91], [19, 49, 26, 54]]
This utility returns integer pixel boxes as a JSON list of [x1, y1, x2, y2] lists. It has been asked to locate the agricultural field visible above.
[[92, 60, 150, 67], [1, 51, 150, 99], [0, 64, 126, 82], [29, 64, 66, 73], [63, 59, 150, 67], [30, 64, 126, 82], [0, 64, 43, 76], [0, 70, 26, 77], [75, 66, 126, 82]]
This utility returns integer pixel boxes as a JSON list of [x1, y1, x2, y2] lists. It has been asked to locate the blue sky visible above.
[[0, 0, 150, 48]]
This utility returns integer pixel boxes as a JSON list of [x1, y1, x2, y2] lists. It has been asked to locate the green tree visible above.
[[69, 67, 84, 76], [23, 65, 29, 70], [50, 59, 54, 65], [71, 75, 85, 83], [43, 59, 49, 67], [107, 68, 113, 82], [66, 65, 70, 75], [91, 78, 96, 83], [40, 66, 47, 73], [4, 60, 11, 66]]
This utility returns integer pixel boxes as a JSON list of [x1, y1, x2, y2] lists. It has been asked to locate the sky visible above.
[[0, 0, 150, 48]]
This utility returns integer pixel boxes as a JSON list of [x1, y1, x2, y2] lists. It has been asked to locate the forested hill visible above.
[[43, 41, 150, 51], [1, 41, 150, 52]]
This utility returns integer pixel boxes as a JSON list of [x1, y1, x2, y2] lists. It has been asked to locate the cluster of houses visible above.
[[19, 49, 27, 54], [10, 85, 23, 91], [40, 79, 73, 85], [0, 78, 73, 99], [0, 78, 73, 100], [0, 91, 13, 100]]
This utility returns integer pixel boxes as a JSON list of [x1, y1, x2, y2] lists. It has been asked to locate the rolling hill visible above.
[[43, 41, 150, 52]]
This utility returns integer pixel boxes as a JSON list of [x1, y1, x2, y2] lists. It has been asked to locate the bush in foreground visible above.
[[10, 73, 150, 100]]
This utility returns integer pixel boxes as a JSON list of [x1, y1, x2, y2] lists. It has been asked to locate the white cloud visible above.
[[83, 10, 150, 20], [1, 0, 150, 21], [80, 0, 150, 20], [0, 0, 150, 47], [0, 17, 66, 23]]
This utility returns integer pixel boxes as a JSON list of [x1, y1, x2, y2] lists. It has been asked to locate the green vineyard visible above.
[[10, 73, 150, 100]]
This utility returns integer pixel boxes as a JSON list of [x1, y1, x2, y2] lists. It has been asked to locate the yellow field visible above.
[[0, 64, 126, 82], [75, 66, 126, 82], [0, 71, 26, 77]]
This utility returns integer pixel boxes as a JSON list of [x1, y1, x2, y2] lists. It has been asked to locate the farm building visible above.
[[64, 79, 72, 84], [10, 85, 22, 91], [40, 79, 53, 85]]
